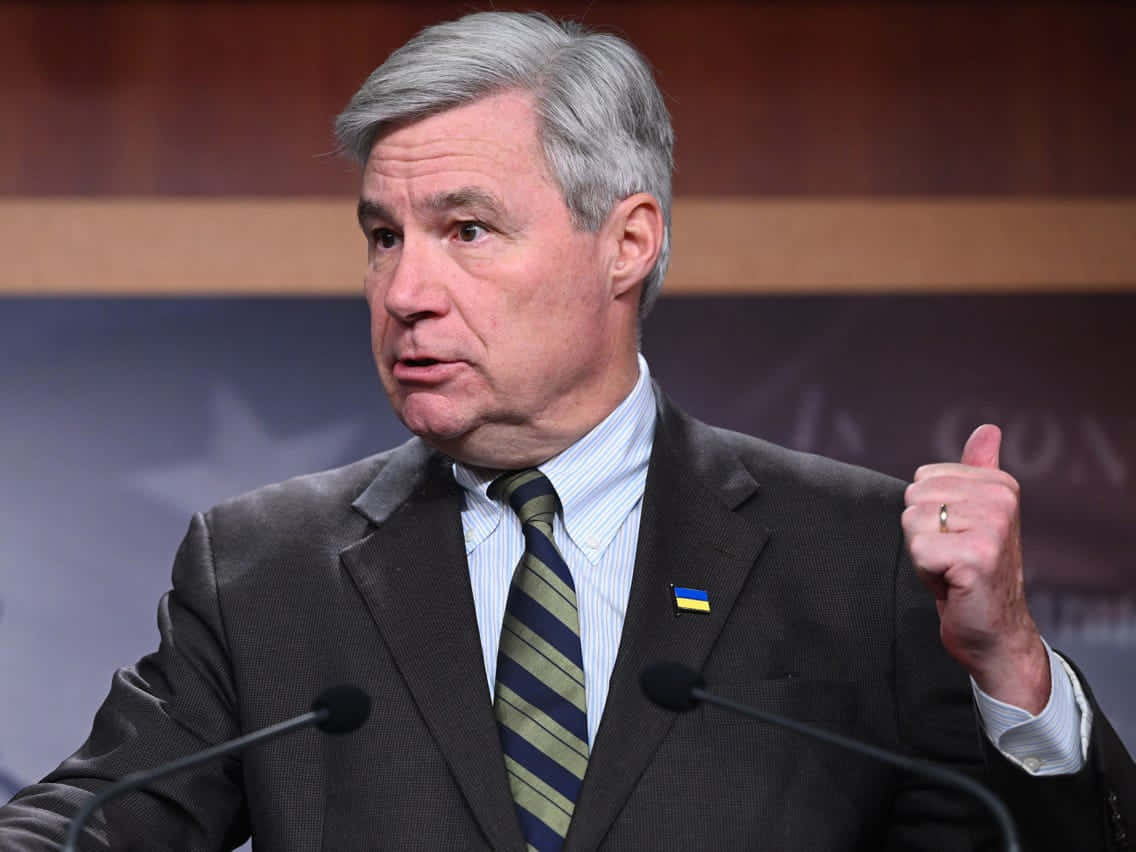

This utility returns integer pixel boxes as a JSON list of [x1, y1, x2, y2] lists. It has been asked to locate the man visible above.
[[2, 11, 1133, 851]]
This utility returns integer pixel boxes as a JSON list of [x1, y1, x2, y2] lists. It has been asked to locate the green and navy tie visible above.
[[491, 469, 588, 852]]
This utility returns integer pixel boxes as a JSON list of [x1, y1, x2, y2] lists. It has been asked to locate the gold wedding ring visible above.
[[938, 503, 949, 533]]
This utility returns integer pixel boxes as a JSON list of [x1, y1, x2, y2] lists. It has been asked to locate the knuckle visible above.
[[906, 536, 930, 565], [914, 463, 946, 482], [903, 484, 920, 507], [994, 501, 1016, 529], [952, 566, 977, 590], [1000, 470, 1022, 494], [996, 485, 1020, 514], [904, 481, 931, 506], [973, 535, 1000, 566]]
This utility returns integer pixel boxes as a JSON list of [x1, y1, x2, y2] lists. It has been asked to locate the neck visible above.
[[440, 353, 641, 469]]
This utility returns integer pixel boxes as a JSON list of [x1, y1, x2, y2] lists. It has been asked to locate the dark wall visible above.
[[4, 2, 1135, 196]]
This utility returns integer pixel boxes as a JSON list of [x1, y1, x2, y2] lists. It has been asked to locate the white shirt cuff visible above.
[[970, 640, 1092, 775]]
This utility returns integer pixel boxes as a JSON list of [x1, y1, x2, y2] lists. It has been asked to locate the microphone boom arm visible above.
[[692, 687, 1022, 852], [62, 707, 330, 852]]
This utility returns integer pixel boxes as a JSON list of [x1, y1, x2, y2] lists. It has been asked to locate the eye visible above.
[[372, 228, 399, 249], [456, 222, 486, 243]]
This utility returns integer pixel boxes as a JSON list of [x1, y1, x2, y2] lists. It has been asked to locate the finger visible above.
[[905, 529, 991, 579], [912, 462, 1016, 483], [905, 474, 1019, 507], [909, 546, 963, 602], [960, 423, 1002, 470], [901, 502, 980, 535]]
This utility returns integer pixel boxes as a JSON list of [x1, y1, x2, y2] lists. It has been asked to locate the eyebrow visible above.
[[357, 198, 395, 229], [422, 187, 508, 220], [356, 187, 513, 230]]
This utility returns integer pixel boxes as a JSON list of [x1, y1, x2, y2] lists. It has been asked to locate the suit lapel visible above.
[[340, 440, 525, 852], [566, 393, 771, 852]]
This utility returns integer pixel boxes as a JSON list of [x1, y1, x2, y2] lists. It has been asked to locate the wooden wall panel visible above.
[[3, 2, 1135, 197], [4, 197, 1134, 294]]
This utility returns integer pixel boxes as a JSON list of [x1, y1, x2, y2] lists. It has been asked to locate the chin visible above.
[[397, 396, 475, 446]]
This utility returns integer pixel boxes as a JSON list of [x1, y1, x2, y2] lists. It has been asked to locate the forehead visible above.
[[362, 90, 554, 193]]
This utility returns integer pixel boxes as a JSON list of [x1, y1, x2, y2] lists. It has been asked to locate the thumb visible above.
[[961, 423, 1002, 469]]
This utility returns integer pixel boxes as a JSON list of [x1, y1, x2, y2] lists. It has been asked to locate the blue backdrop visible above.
[[3, 295, 1133, 804]]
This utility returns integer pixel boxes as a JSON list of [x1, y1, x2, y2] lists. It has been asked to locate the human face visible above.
[[358, 90, 639, 468]]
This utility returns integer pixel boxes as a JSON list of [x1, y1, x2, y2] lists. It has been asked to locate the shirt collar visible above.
[[453, 354, 657, 560]]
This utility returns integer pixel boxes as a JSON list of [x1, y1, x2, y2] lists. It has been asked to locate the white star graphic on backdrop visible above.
[[128, 385, 362, 515]]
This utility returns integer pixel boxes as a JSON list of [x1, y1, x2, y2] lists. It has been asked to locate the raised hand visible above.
[[903, 424, 1050, 713]]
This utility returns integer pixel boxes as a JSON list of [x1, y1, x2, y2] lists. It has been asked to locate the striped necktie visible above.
[[491, 469, 589, 852]]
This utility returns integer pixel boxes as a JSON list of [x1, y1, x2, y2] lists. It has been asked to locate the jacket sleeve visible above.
[[0, 512, 251, 851], [887, 524, 1135, 852], [979, 652, 1136, 852]]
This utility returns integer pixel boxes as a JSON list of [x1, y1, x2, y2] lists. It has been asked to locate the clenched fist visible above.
[[903, 424, 1051, 713]]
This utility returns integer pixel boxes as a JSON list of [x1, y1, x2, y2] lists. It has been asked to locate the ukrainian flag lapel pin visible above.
[[671, 584, 711, 616]]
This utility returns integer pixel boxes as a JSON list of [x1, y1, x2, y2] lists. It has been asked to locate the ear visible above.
[[604, 193, 664, 301]]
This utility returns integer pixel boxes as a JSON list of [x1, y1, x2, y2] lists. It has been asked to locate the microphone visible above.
[[62, 685, 371, 852], [640, 662, 1020, 852]]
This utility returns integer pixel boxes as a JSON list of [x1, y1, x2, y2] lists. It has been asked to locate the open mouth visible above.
[[402, 358, 440, 367]]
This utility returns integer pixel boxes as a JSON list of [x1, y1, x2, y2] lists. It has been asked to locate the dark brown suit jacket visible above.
[[2, 390, 1133, 850]]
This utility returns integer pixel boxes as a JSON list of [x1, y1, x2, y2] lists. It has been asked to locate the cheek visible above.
[[368, 305, 383, 345], [368, 309, 396, 367], [363, 264, 393, 311]]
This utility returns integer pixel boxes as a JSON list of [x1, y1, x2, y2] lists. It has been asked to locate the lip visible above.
[[391, 358, 465, 384]]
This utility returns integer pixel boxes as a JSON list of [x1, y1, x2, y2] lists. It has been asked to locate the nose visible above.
[[379, 239, 451, 325]]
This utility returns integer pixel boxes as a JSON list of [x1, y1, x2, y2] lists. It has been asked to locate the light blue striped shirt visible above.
[[454, 354, 1085, 771], [972, 640, 1089, 774], [454, 354, 655, 746]]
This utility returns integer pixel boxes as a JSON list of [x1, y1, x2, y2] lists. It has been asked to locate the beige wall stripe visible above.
[[2, 197, 1133, 295]]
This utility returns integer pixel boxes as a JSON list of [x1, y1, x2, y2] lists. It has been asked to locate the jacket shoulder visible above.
[[709, 423, 905, 504], [208, 451, 383, 520], [196, 438, 425, 555]]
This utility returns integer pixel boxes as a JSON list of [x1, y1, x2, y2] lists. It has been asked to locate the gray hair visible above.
[[334, 11, 673, 317]]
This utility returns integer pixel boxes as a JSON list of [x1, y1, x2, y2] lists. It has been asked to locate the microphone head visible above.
[[640, 661, 705, 712], [312, 685, 371, 735]]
